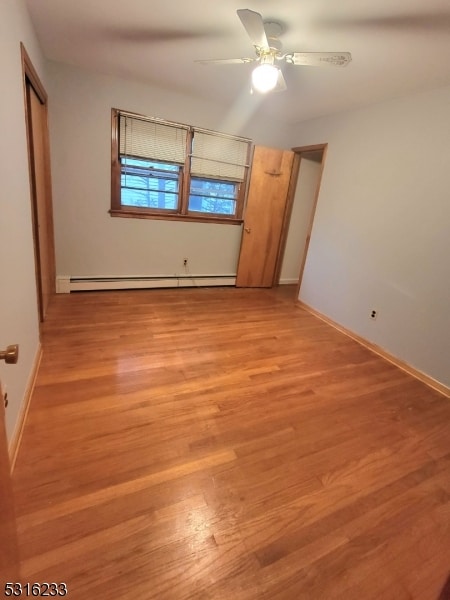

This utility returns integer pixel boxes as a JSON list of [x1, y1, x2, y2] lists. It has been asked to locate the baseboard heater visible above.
[[56, 275, 236, 293]]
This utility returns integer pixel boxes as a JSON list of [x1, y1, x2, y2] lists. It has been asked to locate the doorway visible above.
[[276, 144, 327, 296], [235, 143, 327, 293], [21, 44, 56, 323]]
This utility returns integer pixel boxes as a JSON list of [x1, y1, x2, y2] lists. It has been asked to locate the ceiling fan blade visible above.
[[237, 9, 269, 49], [274, 69, 287, 92], [195, 58, 255, 65], [288, 52, 352, 67]]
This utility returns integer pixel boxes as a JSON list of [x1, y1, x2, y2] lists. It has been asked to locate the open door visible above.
[[236, 146, 294, 287], [0, 391, 20, 581]]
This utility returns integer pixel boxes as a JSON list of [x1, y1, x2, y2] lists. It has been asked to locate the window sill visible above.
[[109, 209, 243, 225]]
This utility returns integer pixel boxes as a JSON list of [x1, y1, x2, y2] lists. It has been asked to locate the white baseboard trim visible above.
[[56, 275, 236, 293], [9, 344, 42, 470], [279, 278, 299, 285]]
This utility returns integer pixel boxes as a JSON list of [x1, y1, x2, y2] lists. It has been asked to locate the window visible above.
[[111, 109, 252, 224]]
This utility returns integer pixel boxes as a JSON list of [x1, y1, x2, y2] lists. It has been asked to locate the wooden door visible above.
[[23, 45, 55, 322], [236, 146, 294, 287], [0, 399, 20, 582]]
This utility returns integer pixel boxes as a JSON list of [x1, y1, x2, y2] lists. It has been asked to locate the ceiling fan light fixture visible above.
[[251, 63, 279, 93], [196, 9, 352, 95]]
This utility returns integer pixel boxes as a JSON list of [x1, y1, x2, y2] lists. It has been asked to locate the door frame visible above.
[[273, 143, 328, 294], [21, 43, 56, 324]]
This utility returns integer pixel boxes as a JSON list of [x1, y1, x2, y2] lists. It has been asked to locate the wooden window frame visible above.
[[110, 108, 252, 225]]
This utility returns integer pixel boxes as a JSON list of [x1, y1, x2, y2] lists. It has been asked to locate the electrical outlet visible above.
[[370, 309, 378, 320], [183, 258, 188, 266]]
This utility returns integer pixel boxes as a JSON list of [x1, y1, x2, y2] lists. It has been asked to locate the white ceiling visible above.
[[25, 0, 450, 125]]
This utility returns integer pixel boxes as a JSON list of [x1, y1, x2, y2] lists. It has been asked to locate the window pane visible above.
[[188, 178, 237, 215], [120, 156, 180, 210], [122, 157, 179, 172], [122, 189, 178, 209], [189, 196, 235, 215], [190, 178, 236, 198]]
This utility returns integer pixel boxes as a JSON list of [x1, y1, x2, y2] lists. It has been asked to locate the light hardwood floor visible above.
[[13, 286, 450, 599]]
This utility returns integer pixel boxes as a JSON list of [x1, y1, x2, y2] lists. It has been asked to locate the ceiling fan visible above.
[[196, 8, 352, 94]]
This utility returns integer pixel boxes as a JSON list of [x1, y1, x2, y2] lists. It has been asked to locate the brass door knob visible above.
[[244, 227, 251, 233], [0, 344, 19, 364]]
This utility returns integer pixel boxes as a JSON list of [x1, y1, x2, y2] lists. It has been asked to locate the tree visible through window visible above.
[[121, 158, 179, 210], [111, 109, 252, 223], [189, 178, 236, 215]]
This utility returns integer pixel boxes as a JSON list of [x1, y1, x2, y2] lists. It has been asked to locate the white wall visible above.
[[0, 0, 48, 441], [289, 86, 450, 387], [47, 61, 291, 280], [280, 157, 322, 283]]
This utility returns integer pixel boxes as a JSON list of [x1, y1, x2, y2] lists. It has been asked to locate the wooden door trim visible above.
[[24, 82, 44, 320], [21, 43, 56, 323], [21, 44, 47, 103], [294, 143, 328, 299], [292, 143, 327, 154]]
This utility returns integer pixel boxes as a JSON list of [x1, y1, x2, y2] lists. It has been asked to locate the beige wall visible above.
[[0, 0, 48, 441], [290, 86, 450, 387], [47, 61, 291, 281]]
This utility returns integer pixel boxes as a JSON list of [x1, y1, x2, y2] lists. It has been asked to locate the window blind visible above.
[[119, 114, 188, 164], [190, 130, 250, 181]]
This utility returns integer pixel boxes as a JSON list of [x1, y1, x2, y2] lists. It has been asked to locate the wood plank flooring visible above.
[[13, 286, 450, 599]]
